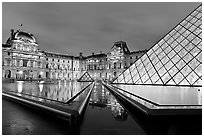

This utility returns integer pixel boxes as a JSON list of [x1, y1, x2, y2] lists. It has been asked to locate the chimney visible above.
[[100, 51, 103, 54], [79, 52, 82, 57], [11, 29, 14, 37], [92, 53, 94, 56]]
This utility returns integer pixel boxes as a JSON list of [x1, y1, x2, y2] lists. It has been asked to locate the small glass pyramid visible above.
[[77, 72, 94, 82], [112, 5, 202, 87]]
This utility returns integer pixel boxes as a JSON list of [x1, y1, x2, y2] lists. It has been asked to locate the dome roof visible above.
[[14, 31, 36, 43]]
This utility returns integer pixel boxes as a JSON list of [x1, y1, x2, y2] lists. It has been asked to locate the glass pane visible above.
[[194, 27, 202, 36], [183, 53, 193, 64], [188, 58, 200, 71], [124, 69, 129, 77], [132, 73, 140, 83], [130, 68, 137, 77], [194, 19, 201, 27], [180, 39, 189, 47], [148, 67, 156, 77], [182, 29, 191, 37], [167, 79, 176, 85], [147, 49, 154, 57], [155, 60, 163, 71], [161, 42, 169, 51], [186, 71, 199, 85], [195, 64, 202, 77], [138, 67, 146, 78], [161, 55, 168, 65], [186, 15, 193, 22], [144, 78, 152, 84], [196, 12, 202, 19], [157, 50, 165, 60], [136, 59, 142, 67], [180, 64, 193, 77], [118, 75, 123, 83], [187, 33, 196, 41], [149, 51, 156, 61], [158, 39, 165, 46], [189, 24, 197, 32], [191, 36, 201, 45], [169, 29, 176, 36], [127, 78, 133, 84], [198, 32, 202, 39], [159, 66, 167, 77], [162, 72, 171, 84], [152, 44, 159, 51], [196, 6, 202, 12], [178, 27, 186, 34], [191, 46, 201, 57], [174, 72, 184, 84], [154, 78, 163, 84], [191, 10, 199, 16], [141, 73, 149, 84], [152, 56, 159, 66], [167, 49, 176, 59], [172, 31, 180, 39], [175, 25, 182, 31], [164, 60, 174, 71], [176, 35, 185, 43], [170, 40, 179, 49], [178, 48, 188, 57], [145, 60, 153, 71], [184, 42, 195, 52], [163, 45, 172, 55], [120, 78, 125, 83], [193, 78, 202, 86], [190, 17, 197, 24], [176, 59, 186, 69], [171, 54, 181, 64], [124, 73, 132, 83], [179, 78, 190, 85], [196, 52, 202, 62], [151, 73, 160, 83], [167, 36, 174, 45], [129, 63, 136, 72], [174, 44, 182, 53], [164, 34, 171, 41], [184, 22, 192, 29], [169, 66, 179, 77], [180, 20, 188, 26], [154, 46, 162, 55]]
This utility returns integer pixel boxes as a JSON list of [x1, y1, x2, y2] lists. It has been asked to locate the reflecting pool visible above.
[[2, 80, 90, 103]]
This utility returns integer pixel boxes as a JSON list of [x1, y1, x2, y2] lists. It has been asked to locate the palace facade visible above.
[[2, 29, 147, 81]]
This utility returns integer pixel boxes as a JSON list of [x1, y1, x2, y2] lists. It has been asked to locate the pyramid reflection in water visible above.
[[78, 71, 94, 82], [112, 5, 202, 87]]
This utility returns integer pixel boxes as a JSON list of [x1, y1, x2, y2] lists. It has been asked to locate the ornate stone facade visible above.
[[2, 29, 147, 81]]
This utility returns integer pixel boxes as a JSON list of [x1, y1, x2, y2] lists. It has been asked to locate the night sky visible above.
[[2, 2, 200, 56]]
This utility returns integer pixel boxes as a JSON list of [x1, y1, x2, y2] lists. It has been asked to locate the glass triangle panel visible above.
[[111, 5, 202, 87]]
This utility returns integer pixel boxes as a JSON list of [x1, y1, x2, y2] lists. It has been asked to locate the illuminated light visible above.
[[39, 84, 44, 92], [40, 71, 44, 75], [17, 81, 24, 93], [19, 70, 23, 74], [39, 81, 44, 84]]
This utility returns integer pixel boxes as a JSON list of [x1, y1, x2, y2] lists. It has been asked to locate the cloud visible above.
[[2, 2, 201, 56]]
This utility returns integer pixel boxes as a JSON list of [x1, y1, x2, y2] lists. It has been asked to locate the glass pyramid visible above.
[[112, 5, 202, 87], [77, 72, 94, 82]]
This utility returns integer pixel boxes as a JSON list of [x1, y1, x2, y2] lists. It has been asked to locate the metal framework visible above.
[[77, 71, 94, 82], [112, 5, 202, 87]]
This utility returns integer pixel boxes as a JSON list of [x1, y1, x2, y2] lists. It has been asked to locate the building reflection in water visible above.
[[89, 82, 128, 121], [3, 80, 90, 102]]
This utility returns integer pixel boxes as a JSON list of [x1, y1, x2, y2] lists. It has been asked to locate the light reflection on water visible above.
[[115, 84, 202, 105], [2, 80, 90, 102], [89, 82, 128, 121]]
